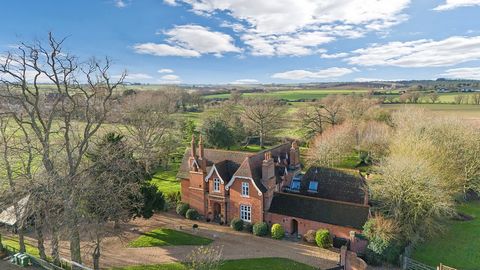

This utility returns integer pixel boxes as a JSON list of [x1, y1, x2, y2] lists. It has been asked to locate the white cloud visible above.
[[178, 0, 410, 56], [272, 67, 355, 80], [439, 67, 480, 79], [348, 36, 480, 67], [134, 25, 240, 57], [115, 0, 127, 8], [158, 68, 174, 73], [112, 73, 153, 81], [229, 79, 259, 84], [433, 0, 480, 11], [134, 43, 201, 57], [320, 52, 349, 59], [161, 74, 180, 80], [164, 0, 177, 6]]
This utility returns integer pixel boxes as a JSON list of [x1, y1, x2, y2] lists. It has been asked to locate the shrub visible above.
[[176, 203, 189, 217], [186, 245, 224, 270], [230, 218, 244, 231], [186, 209, 199, 220], [271, 223, 285, 239], [165, 191, 182, 208], [315, 229, 332, 248], [252, 222, 269, 236], [303, 230, 316, 243], [244, 223, 253, 233]]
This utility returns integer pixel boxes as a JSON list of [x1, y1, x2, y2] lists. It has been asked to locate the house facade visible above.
[[177, 136, 370, 239]]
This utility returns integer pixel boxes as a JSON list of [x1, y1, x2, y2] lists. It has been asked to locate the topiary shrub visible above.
[[244, 223, 253, 233], [315, 229, 333, 248], [186, 208, 199, 220], [252, 222, 269, 236], [271, 223, 285, 239], [303, 229, 316, 243], [230, 218, 244, 231], [176, 203, 189, 217]]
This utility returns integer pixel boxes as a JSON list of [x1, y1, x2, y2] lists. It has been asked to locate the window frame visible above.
[[213, 178, 221, 192], [240, 204, 252, 222], [241, 182, 250, 197]]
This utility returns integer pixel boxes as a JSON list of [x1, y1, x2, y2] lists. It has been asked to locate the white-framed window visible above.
[[241, 182, 249, 197], [240, 204, 251, 222], [213, 178, 220, 192]]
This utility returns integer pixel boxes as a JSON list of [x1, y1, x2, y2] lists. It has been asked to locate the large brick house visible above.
[[177, 136, 370, 238]]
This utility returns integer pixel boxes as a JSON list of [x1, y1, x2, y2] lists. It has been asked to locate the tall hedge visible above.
[[315, 229, 332, 248], [271, 223, 285, 239], [230, 218, 244, 231]]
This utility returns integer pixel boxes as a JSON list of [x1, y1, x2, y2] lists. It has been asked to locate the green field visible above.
[[150, 163, 181, 194], [412, 202, 480, 270], [129, 228, 213, 247], [112, 257, 314, 270], [204, 89, 368, 100], [1, 236, 41, 257]]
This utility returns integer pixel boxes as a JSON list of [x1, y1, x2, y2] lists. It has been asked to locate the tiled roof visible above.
[[300, 167, 367, 204], [268, 192, 369, 229]]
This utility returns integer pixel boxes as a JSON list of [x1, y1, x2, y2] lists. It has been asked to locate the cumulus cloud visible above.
[[134, 25, 240, 57], [347, 35, 480, 67], [163, 0, 177, 6], [439, 67, 480, 79], [158, 68, 174, 73], [176, 0, 410, 56], [161, 74, 180, 80], [320, 52, 349, 59], [229, 79, 259, 84], [272, 67, 355, 80], [134, 43, 201, 57], [115, 0, 127, 8], [433, 0, 480, 11]]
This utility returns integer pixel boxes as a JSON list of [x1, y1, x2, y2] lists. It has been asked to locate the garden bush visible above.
[[186, 209, 199, 220], [176, 203, 189, 217], [230, 218, 244, 231], [315, 229, 332, 248], [271, 223, 285, 239], [165, 191, 182, 208], [244, 223, 253, 233], [303, 229, 316, 243], [252, 222, 269, 236]]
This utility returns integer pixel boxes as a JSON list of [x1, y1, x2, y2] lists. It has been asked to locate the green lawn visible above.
[[128, 228, 213, 247], [112, 257, 315, 270], [150, 165, 180, 194], [412, 201, 480, 270], [1, 236, 41, 257]]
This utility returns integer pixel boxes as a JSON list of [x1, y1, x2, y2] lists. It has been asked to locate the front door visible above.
[[213, 202, 221, 223], [291, 219, 298, 235]]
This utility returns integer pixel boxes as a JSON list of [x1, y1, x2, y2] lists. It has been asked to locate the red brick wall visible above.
[[207, 170, 226, 197], [185, 171, 207, 215], [228, 178, 263, 224], [181, 179, 190, 203], [265, 213, 361, 239]]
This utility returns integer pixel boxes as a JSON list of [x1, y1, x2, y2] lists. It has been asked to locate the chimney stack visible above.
[[190, 135, 196, 157]]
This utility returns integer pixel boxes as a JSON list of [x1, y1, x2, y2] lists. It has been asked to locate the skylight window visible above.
[[308, 181, 318, 192]]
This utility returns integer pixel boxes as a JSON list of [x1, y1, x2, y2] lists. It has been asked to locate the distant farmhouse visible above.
[[177, 137, 370, 238]]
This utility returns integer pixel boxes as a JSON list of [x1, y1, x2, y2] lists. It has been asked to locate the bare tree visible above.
[[241, 98, 283, 148], [428, 92, 439, 103], [470, 93, 480, 105], [0, 33, 123, 266]]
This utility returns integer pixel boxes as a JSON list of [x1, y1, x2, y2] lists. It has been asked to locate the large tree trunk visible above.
[[35, 213, 47, 260], [51, 228, 60, 266], [92, 238, 101, 270], [69, 223, 82, 266], [17, 226, 25, 253]]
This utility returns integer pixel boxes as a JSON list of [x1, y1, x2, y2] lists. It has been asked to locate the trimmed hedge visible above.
[[271, 223, 285, 240], [253, 222, 269, 236], [303, 230, 316, 243], [230, 218, 244, 231], [176, 203, 189, 217], [185, 209, 199, 220], [244, 223, 253, 233], [315, 229, 333, 248]]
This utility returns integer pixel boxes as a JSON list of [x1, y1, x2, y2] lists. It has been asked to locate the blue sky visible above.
[[1, 0, 480, 84]]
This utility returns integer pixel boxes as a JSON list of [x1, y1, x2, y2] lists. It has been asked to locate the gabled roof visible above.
[[300, 167, 367, 204], [268, 192, 369, 229], [0, 196, 30, 226]]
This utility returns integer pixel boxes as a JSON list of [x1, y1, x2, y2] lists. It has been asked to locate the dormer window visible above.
[[242, 182, 249, 197], [308, 181, 318, 193], [213, 178, 220, 192]]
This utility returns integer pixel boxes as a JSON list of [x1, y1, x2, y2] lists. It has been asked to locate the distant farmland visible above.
[[203, 89, 369, 100]]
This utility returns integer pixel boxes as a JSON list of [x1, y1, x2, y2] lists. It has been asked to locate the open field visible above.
[[112, 257, 315, 270], [204, 89, 368, 100], [150, 163, 181, 194], [412, 201, 480, 270]]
